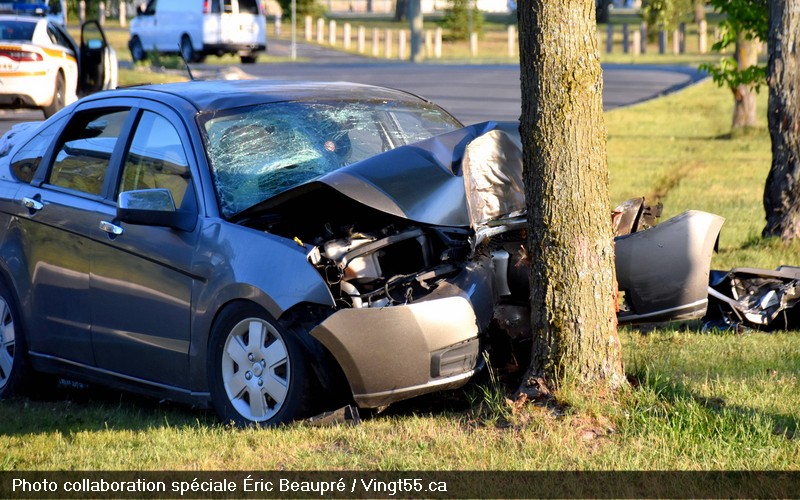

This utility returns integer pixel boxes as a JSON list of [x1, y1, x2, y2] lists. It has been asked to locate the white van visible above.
[[128, 0, 267, 64]]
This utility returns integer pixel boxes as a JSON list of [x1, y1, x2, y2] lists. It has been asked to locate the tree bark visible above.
[[517, 0, 624, 393], [763, 0, 800, 239], [732, 33, 759, 129]]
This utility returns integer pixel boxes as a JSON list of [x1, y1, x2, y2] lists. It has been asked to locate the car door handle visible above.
[[99, 220, 124, 236], [21, 197, 43, 211]]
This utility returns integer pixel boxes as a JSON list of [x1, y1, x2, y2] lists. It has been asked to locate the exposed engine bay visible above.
[[244, 183, 507, 316]]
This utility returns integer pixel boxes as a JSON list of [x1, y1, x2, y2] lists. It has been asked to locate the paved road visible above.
[[222, 38, 706, 125], [231, 61, 703, 125], [0, 38, 705, 133]]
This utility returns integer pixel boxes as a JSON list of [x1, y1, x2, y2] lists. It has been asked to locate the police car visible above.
[[0, 11, 117, 117]]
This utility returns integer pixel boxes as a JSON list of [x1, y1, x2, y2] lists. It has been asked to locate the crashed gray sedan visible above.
[[0, 80, 722, 425]]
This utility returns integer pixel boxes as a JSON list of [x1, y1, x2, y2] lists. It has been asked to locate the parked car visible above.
[[0, 80, 723, 426], [0, 14, 116, 117], [128, 0, 267, 64]]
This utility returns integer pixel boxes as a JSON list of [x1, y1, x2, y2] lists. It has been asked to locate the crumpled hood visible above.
[[239, 121, 526, 229]]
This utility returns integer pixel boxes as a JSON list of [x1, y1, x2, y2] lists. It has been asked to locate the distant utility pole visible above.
[[409, 0, 423, 62]]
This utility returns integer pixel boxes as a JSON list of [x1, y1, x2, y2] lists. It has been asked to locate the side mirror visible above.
[[117, 189, 195, 231]]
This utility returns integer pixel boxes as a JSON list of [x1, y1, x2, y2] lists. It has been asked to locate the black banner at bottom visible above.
[[2, 471, 799, 499]]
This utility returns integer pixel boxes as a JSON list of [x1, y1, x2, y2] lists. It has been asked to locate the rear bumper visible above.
[[0, 73, 53, 108], [202, 43, 267, 56]]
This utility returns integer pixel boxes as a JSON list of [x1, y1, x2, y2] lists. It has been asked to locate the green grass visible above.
[[2, 66, 799, 471]]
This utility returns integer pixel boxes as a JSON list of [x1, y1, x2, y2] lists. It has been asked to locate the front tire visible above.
[[42, 72, 65, 119], [0, 281, 33, 399], [208, 303, 313, 426]]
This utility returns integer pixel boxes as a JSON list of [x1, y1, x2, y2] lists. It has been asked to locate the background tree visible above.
[[440, 0, 483, 41], [641, 0, 693, 31], [596, 0, 612, 24], [763, 0, 800, 239], [693, 0, 706, 21], [394, 0, 408, 21], [409, 0, 424, 62], [276, 0, 325, 19], [517, 0, 624, 396], [701, 0, 768, 129]]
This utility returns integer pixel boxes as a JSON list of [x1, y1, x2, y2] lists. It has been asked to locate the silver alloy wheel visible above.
[[0, 296, 16, 390], [221, 318, 290, 422]]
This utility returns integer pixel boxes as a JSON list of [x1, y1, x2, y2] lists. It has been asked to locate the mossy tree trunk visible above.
[[732, 33, 759, 129], [517, 0, 624, 393], [763, 0, 800, 239]]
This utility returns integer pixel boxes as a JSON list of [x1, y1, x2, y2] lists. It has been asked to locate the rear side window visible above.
[[49, 109, 131, 196], [9, 116, 67, 183], [46, 24, 71, 48], [0, 20, 36, 41]]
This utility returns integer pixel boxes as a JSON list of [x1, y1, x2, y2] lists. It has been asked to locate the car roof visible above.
[[110, 79, 434, 112]]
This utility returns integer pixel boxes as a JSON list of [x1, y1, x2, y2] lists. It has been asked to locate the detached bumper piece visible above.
[[615, 210, 725, 324]]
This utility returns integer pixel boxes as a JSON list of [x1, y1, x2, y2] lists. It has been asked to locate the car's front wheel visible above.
[[208, 302, 314, 426], [0, 281, 32, 399]]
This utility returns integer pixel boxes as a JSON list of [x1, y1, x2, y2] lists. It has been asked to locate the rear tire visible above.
[[208, 302, 314, 426], [240, 54, 257, 64], [129, 36, 146, 63], [0, 281, 33, 399], [42, 72, 65, 119], [180, 35, 198, 63]]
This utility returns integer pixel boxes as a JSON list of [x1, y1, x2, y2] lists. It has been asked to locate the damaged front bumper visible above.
[[309, 259, 493, 408]]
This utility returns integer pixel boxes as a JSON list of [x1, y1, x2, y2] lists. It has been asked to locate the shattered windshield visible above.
[[202, 99, 461, 217]]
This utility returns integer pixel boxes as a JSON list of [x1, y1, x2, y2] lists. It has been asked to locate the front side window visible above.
[[49, 109, 130, 196], [119, 111, 191, 208], [202, 100, 460, 217]]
